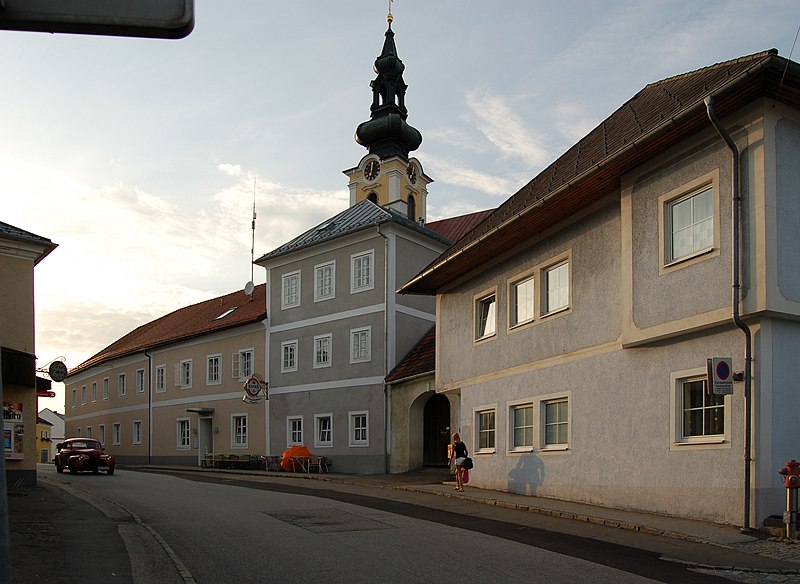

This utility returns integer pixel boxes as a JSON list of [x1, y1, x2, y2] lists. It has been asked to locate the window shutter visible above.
[[174, 364, 181, 386], [232, 352, 240, 379]]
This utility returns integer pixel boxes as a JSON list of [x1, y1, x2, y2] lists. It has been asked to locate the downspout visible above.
[[705, 96, 754, 532], [376, 224, 391, 474], [144, 349, 153, 465]]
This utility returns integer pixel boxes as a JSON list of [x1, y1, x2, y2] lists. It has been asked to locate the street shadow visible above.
[[507, 453, 544, 495]]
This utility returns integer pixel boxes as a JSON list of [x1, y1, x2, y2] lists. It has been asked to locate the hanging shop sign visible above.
[[242, 374, 268, 405]]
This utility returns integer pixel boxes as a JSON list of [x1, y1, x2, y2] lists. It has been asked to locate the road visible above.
[[36, 465, 754, 584]]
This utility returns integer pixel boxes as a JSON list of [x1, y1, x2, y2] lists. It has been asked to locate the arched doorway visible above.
[[422, 394, 450, 466]]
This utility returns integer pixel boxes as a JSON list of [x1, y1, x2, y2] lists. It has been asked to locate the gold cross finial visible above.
[[387, 0, 393, 23]]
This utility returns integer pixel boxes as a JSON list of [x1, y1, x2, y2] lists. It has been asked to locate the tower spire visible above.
[[354, 7, 422, 159]]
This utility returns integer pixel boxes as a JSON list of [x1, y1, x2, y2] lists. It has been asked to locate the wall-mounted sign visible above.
[[707, 357, 734, 395], [242, 374, 268, 405], [3, 402, 25, 460]]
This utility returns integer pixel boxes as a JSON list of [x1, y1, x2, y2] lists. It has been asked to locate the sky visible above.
[[2, 1, 798, 412]]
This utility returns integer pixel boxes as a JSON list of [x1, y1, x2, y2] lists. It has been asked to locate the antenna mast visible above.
[[251, 177, 257, 284]]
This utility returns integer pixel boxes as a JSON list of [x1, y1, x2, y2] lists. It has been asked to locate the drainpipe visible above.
[[376, 224, 391, 474], [145, 349, 153, 464], [705, 96, 754, 532]]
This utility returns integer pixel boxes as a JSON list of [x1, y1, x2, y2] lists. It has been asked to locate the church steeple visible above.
[[344, 10, 432, 224], [354, 16, 422, 159]]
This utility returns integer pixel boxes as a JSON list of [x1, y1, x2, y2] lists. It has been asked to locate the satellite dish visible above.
[[244, 281, 254, 296], [48, 360, 68, 382]]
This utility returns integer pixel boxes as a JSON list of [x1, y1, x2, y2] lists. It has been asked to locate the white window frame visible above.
[[314, 413, 333, 448], [98, 424, 105, 445], [206, 354, 222, 386], [281, 340, 298, 373], [132, 420, 142, 445], [474, 288, 497, 342], [91, 382, 97, 403], [349, 411, 369, 447], [232, 414, 248, 449], [118, 373, 127, 397], [351, 249, 374, 293], [112, 422, 121, 446], [543, 260, 570, 316], [136, 369, 145, 394], [71, 389, 77, 408], [103, 378, 109, 400], [232, 348, 254, 380], [314, 334, 332, 369], [314, 260, 336, 302], [155, 365, 166, 393], [669, 367, 730, 449], [540, 393, 570, 451], [287, 416, 303, 446], [177, 418, 191, 450], [176, 359, 192, 389], [281, 270, 301, 309], [474, 406, 496, 453], [81, 385, 87, 405], [350, 326, 371, 363], [86, 426, 92, 438], [659, 171, 720, 274], [509, 274, 535, 328], [507, 399, 534, 452]]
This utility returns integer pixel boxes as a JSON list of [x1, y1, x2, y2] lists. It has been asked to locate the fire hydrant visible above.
[[779, 460, 800, 538]]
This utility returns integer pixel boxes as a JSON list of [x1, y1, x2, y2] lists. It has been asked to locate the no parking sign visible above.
[[707, 357, 734, 395]]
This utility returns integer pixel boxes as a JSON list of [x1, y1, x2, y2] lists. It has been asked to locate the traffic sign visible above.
[[0, 0, 194, 39], [37, 390, 57, 398], [707, 357, 734, 395]]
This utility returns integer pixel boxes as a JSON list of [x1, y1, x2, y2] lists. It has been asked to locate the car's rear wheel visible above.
[[107, 468, 115, 476], [55, 462, 63, 474]]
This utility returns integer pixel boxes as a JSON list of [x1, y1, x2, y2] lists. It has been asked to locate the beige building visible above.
[[1, 221, 57, 487], [401, 50, 800, 528], [65, 285, 268, 465]]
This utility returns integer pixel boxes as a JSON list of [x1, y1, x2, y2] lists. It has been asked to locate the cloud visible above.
[[218, 163, 243, 177], [424, 153, 517, 198], [552, 103, 600, 144]]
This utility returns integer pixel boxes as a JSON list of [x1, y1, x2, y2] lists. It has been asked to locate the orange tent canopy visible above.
[[280, 445, 312, 471]]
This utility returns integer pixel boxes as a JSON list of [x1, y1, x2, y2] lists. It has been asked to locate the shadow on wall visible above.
[[508, 454, 544, 495]]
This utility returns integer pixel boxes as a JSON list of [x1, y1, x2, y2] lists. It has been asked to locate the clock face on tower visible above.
[[364, 160, 380, 181], [406, 163, 417, 184]]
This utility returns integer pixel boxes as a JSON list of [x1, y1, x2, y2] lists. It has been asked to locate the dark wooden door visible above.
[[423, 394, 450, 466]]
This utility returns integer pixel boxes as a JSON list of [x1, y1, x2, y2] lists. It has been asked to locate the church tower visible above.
[[343, 10, 432, 224]]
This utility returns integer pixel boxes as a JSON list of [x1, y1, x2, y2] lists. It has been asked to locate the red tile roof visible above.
[[385, 325, 435, 383], [425, 210, 494, 244], [68, 284, 267, 377]]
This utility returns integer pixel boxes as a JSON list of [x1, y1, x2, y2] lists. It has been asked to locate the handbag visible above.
[[462, 456, 473, 470]]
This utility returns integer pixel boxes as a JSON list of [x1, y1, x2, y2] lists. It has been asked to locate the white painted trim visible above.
[[268, 303, 385, 333], [268, 376, 385, 395]]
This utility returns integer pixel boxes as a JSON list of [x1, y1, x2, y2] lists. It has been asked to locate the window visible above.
[[98, 424, 105, 445], [112, 423, 121, 446], [314, 334, 332, 368], [207, 354, 221, 385], [71, 389, 77, 408], [281, 270, 301, 309], [177, 419, 190, 450], [233, 349, 254, 380], [232, 414, 248, 448], [315, 414, 333, 448], [350, 327, 371, 363], [668, 186, 713, 262], [287, 416, 303, 446], [682, 377, 724, 438], [544, 262, 569, 314], [281, 340, 298, 372], [81, 385, 87, 405], [155, 365, 166, 393], [133, 420, 142, 445], [76, 427, 81, 437], [475, 293, 496, 340], [351, 250, 374, 292], [118, 373, 126, 397], [86, 426, 92, 438], [476, 409, 496, 451], [511, 276, 535, 327], [91, 382, 97, 402], [176, 359, 192, 389], [543, 398, 569, 448], [103, 378, 110, 400], [314, 260, 335, 301], [136, 369, 145, 394], [510, 404, 534, 450], [349, 411, 369, 447]]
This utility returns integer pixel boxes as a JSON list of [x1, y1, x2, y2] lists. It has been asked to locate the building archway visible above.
[[422, 393, 450, 466]]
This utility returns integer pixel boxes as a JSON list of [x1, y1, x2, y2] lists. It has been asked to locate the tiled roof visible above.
[[385, 325, 435, 383], [68, 284, 267, 377], [256, 199, 453, 263], [401, 49, 798, 295], [37, 416, 54, 426], [425, 209, 494, 243], [0, 220, 58, 264]]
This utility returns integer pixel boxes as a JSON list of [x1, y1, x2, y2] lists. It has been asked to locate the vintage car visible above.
[[54, 438, 115, 475]]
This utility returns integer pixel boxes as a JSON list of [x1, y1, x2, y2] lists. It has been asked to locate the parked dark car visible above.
[[54, 438, 115, 475]]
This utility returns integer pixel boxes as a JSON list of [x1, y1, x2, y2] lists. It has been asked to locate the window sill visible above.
[[474, 333, 496, 344], [475, 448, 496, 455], [540, 444, 569, 452], [508, 447, 534, 454], [541, 306, 569, 319], [673, 436, 727, 446], [665, 246, 715, 268]]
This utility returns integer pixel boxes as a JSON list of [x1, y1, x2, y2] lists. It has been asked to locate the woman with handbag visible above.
[[449, 433, 469, 492]]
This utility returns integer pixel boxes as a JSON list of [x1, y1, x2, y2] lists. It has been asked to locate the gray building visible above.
[[400, 49, 800, 528]]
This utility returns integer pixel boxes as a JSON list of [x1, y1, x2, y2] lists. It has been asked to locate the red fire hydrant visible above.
[[779, 460, 800, 538]]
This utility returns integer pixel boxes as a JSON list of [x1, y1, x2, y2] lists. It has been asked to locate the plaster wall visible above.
[[0, 256, 34, 351], [388, 377, 434, 473]]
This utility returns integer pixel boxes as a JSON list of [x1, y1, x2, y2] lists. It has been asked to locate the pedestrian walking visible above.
[[449, 433, 468, 492]]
